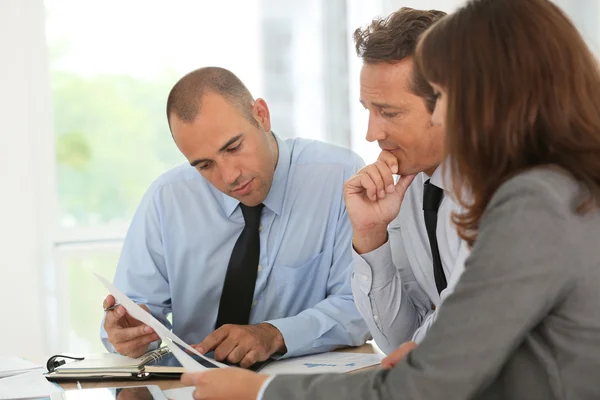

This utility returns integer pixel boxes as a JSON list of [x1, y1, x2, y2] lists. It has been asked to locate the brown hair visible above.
[[166, 67, 257, 130], [354, 7, 446, 112], [416, 0, 600, 245]]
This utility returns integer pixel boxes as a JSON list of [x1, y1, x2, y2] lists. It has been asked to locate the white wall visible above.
[[0, 0, 55, 360]]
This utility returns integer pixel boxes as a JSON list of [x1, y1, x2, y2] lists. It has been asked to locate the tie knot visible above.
[[423, 179, 444, 212], [240, 203, 264, 226]]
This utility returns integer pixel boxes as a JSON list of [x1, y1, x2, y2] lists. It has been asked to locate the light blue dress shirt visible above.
[[100, 134, 370, 358]]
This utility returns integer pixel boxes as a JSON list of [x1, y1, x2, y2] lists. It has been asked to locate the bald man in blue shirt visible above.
[[100, 67, 370, 368]]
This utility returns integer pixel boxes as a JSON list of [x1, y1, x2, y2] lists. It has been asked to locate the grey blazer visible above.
[[264, 167, 600, 400]]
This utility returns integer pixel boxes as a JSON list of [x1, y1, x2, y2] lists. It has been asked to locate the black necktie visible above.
[[215, 203, 264, 329], [423, 179, 447, 294]]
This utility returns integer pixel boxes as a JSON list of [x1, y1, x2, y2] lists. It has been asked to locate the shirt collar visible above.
[[429, 159, 447, 191], [428, 157, 454, 193], [220, 133, 290, 218]]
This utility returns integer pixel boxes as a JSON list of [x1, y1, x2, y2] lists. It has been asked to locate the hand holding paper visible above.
[[94, 272, 227, 371], [103, 294, 160, 358]]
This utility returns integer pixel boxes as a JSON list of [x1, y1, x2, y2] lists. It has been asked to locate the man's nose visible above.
[[220, 164, 242, 185], [366, 115, 385, 142]]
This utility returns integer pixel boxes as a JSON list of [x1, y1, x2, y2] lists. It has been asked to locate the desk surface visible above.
[[57, 343, 380, 391]]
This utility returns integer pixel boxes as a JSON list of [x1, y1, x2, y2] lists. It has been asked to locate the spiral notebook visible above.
[[45, 346, 269, 381]]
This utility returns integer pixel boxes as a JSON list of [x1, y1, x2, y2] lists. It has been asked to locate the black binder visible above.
[[45, 346, 269, 381]]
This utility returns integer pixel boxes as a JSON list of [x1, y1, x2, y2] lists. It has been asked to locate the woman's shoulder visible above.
[[492, 166, 582, 214]]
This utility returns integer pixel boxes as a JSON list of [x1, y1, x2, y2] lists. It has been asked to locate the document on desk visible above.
[[163, 386, 195, 400], [0, 370, 60, 400], [93, 271, 227, 371], [0, 357, 44, 378], [258, 351, 384, 375]]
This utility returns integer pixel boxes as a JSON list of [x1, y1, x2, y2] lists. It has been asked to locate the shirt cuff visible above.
[[264, 317, 307, 359], [256, 375, 276, 400], [352, 240, 397, 290]]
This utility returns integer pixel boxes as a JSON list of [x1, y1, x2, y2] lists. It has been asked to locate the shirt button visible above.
[[373, 315, 379, 322], [259, 225, 263, 232], [252, 300, 258, 307], [257, 265, 263, 272], [361, 275, 368, 282]]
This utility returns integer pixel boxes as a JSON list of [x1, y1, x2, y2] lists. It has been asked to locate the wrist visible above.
[[352, 227, 388, 254], [263, 323, 287, 354]]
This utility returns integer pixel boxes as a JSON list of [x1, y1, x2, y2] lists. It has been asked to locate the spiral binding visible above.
[[138, 346, 171, 368]]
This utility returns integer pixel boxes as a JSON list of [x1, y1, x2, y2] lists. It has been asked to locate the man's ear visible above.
[[252, 98, 271, 132]]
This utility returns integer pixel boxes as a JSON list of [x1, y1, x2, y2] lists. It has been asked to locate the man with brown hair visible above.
[[345, 6, 470, 359]]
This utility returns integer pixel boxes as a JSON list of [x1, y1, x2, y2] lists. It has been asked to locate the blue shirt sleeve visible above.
[[100, 183, 172, 352]]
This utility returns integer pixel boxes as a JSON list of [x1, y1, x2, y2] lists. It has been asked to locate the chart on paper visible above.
[[259, 352, 383, 375]]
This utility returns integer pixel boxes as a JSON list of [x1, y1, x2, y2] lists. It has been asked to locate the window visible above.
[[53, 243, 122, 353]]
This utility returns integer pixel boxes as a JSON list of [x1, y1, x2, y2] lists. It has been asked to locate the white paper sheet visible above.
[[0, 370, 60, 400], [93, 272, 227, 371], [258, 352, 383, 375], [160, 353, 381, 399], [0, 357, 43, 378], [163, 386, 194, 400]]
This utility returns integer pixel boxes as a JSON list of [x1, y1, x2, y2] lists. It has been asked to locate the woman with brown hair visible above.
[[180, 0, 600, 398]]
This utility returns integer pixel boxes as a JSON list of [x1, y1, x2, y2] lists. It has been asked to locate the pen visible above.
[[77, 381, 82, 390], [104, 303, 121, 311]]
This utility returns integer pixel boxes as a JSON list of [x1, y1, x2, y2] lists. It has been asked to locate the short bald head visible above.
[[166, 67, 277, 206], [166, 66, 258, 129]]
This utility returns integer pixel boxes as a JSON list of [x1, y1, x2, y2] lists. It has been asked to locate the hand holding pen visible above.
[[102, 294, 159, 358]]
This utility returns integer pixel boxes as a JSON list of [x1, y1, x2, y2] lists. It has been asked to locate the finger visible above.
[[226, 343, 252, 365], [372, 160, 396, 194], [239, 349, 260, 369], [363, 163, 387, 199], [116, 332, 160, 357], [112, 324, 155, 343], [103, 295, 116, 309], [181, 371, 204, 387], [381, 341, 417, 369], [378, 150, 399, 174], [358, 172, 378, 201], [113, 333, 160, 357], [381, 354, 397, 369], [382, 352, 406, 369], [381, 350, 401, 369], [395, 174, 417, 198], [104, 305, 128, 330], [213, 337, 239, 361], [195, 326, 230, 354], [115, 305, 128, 317], [192, 388, 204, 400], [344, 172, 367, 194]]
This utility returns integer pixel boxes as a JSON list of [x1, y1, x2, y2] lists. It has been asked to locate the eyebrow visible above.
[[359, 99, 403, 110], [190, 134, 244, 167]]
